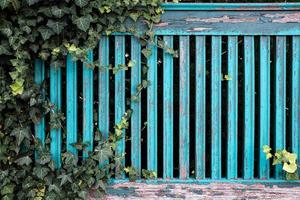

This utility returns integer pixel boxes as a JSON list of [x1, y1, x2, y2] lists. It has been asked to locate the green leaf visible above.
[[286, 171, 299, 180], [74, 0, 89, 8], [0, 44, 11, 55], [51, 6, 65, 18], [142, 48, 152, 58], [0, 27, 12, 36], [0, 0, 10, 9], [57, 174, 72, 186], [1, 184, 15, 195], [33, 166, 49, 179], [38, 27, 55, 40], [93, 143, 113, 163], [74, 15, 93, 32], [14, 156, 32, 166], [129, 12, 140, 22], [10, 127, 30, 146], [46, 20, 66, 34], [11, 0, 20, 10], [26, 0, 39, 6]]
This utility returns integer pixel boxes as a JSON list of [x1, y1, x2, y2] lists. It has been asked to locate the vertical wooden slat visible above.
[[275, 36, 286, 179], [131, 36, 141, 175], [211, 36, 222, 179], [292, 36, 300, 159], [163, 36, 174, 179], [259, 36, 270, 179], [83, 50, 94, 158], [195, 36, 206, 179], [227, 36, 238, 179], [99, 36, 110, 167], [50, 65, 62, 168], [147, 37, 158, 173], [179, 36, 190, 179], [115, 36, 126, 178], [244, 36, 255, 179], [34, 59, 45, 155], [66, 54, 78, 155]]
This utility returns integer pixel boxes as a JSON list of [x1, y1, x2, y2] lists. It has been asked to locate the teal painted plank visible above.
[[66, 54, 78, 156], [147, 37, 158, 173], [50, 65, 62, 168], [275, 36, 286, 179], [99, 36, 110, 167], [161, 3, 300, 11], [179, 36, 190, 179], [211, 36, 222, 179], [227, 36, 238, 179], [195, 36, 206, 179], [115, 36, 126, 178], [99, 36, 110, 140], [243, 36, 255, 179], [292, 36, 300, 159], [259, 36, 271, 179], [83, 50, 94, 158], [34, 59, 45, 158], [163, 36, 174, 179], [131, 36, 141, 175]]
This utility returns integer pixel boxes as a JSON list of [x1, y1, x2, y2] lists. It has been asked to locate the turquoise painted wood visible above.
[[259, 36, 271, 179], [33, 3, 300, 183], [98, 36, 110, 168], [83, 50, 94, 158], [243, 36, 255, 179], [34, 59, 45, 151], [195, 36, 206, 179], [227, 36, 238, 179], [179, 36, 190, 179], [50, 65, 62, 168], [115, 36, 126, 178], [66, 54, 78, 156], [131, 36, 142, 175], [292, 36, 300, 160], [147, 37, 158, 174], [163, 36, 174, 179], [275, 36, 286, 179], [211, 36, 222, 179]]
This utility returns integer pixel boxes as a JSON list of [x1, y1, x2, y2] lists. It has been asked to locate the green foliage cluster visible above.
[[263, 145, 299, 180], [0, 0, 173, 199]]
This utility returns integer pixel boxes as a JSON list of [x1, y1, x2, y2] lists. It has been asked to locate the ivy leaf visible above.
[[26, 0, 39, 6], [10, 78, 25, 96], [0, 44, 11, 55], [11, 0, 20, 10], [33, 166, 49, 179], [51, 6, 65, 18], [46, 20, 66, 34], [57, 174, 72, 186], [74, 0, 89, 8], [1, 184, 15, 195], [93, 143, 113, 163], [0, 27, 12, 37], [10, 127, 30, 146], [38, 27, 55, 40], [14, 156, 32, 166], [262, 145, 271, 154], [0, 0, 10, 9], [74, 15, 93, 32], [129, 12, 140, 22], [142, 48, 152, 58], [283, 162, 297, 174], [48, 184, 60, 193]]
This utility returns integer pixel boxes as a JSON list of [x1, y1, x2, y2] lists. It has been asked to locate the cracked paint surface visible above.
[[89, 182, 300, 200]]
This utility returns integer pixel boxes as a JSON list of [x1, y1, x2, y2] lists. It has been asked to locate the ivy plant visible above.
[[263, 145, 299, 180], [0, 0, 177, 199]]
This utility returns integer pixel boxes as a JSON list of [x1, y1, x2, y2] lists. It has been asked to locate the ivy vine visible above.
[[0, 0, 177, 199]]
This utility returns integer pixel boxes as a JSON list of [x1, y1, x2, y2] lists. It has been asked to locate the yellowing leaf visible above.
[[262, 145, 271, 154], [224, 74, 232, 81], [283, 162, 297, 173], [266, 153, 272, 160]]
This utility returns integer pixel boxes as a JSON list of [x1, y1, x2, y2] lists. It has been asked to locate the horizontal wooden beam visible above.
[[161, 3, 300, 11]]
